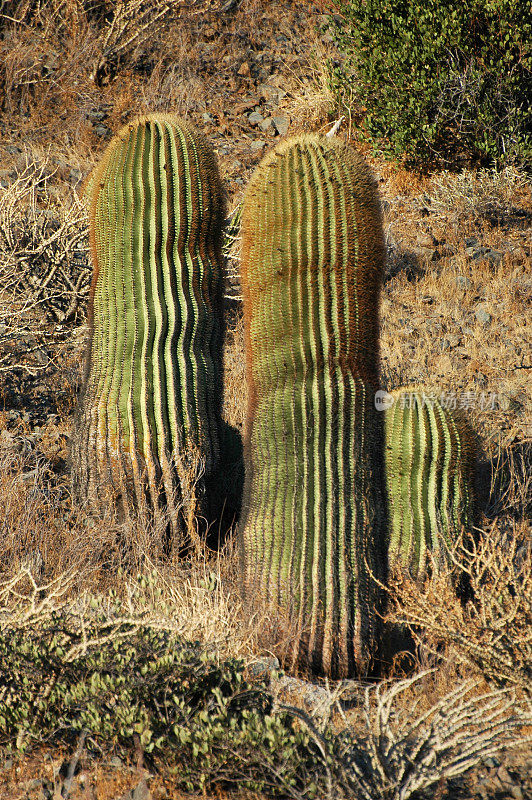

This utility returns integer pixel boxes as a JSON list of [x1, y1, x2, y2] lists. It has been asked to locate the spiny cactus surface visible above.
[[72, 114, 230, 540], [239, 134, 387, 678], [384, 387, 478, 579]]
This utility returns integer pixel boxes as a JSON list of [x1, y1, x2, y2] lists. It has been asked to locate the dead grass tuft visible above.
[[387, 520, 532, 696]]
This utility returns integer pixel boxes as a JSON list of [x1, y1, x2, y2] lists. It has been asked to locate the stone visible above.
[[94, 124, 111, 138], [259, 116, 273, 132], [132, 779, 152, 800], [272, 115, 289, 136], [250, 139, 266, 151], [475, 306, 492, 325], [248, 111, 264, 126], [455, 276, 472, 290], [466, 246, 503, 265], [202, 112, 215, 124], [237, 61, 251, 77], [417, 232, 437, 247], [246, 656, 280, 678], [258, 83, 285, 103]]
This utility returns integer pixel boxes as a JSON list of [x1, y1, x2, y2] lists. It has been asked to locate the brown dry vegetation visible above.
[[0, 1, 531, 798]]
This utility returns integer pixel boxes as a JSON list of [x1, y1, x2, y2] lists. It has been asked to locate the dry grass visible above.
[[387, 517, 531, 693]]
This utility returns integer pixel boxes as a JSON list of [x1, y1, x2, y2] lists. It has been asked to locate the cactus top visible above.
[[240, 134, 384, 420], [85, 114, 224, 325]]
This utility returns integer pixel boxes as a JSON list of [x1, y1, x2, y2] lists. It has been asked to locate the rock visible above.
[[86, 108, 107, 122], [497, 765, 514, 786], [110, 756, 125, 768], [510, 787, 523, 800], [250, 139, 266, 152], [202, 112, 215, 124], [475, 306, 492, 325], [246, 656, 280, 679], [132, 779, 151, 800], [455, 276, 472, 290], [259, 116, 273, 132], [0, 429, 16, 450], [466, 246, 503, 265], [94, 124, 111, 138], [417, 232, 437, 247], [248, 110, 264, 126], [258, 83, 285, 103], [69, 168, 82, 186], [272, 115, 289, 136], [237, 61, 251, 77], [233, 97, 259, 114]]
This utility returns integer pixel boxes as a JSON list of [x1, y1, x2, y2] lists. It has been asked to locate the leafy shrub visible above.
[[0, 590, 323, 795], [328, 0, 532, 170], [0, 571, 530, 799]]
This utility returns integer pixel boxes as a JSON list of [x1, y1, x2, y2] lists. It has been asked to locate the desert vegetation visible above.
[[0, 1, 530, 798]]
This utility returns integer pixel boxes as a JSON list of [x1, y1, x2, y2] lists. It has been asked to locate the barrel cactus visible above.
[[384, 387, 478, 580], [72, 114, 237, 543], [239, 134, 388, 678]]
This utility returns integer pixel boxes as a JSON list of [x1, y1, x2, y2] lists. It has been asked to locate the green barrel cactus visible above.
[[384, 387, 478, 580], [239, 134, 388, 678], [72, 114, 234, 541]]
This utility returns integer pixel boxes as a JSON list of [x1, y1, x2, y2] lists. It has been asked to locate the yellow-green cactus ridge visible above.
[[239, 134, 388, 678]]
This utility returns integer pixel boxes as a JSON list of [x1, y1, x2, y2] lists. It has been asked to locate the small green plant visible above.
[[384, 387, 478, 580], [328, 0, 532, 170], [239, 133, 387, 679], [0, 572, 529, 800], [72, 114, 241, 544]]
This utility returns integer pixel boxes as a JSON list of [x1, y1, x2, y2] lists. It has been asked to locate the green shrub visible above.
[[0, 595, 329, 795], [328, 0, 532, 170]]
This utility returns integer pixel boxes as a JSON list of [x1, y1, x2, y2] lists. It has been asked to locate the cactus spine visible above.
[[239, 134, 387, 678], [384, 388, 478, 579], [72, 115, 227, 539]]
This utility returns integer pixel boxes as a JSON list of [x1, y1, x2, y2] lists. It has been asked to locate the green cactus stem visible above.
[[384, 387, 478, 580], [72, 114, 233, 543], [239, 134, 388, 679]]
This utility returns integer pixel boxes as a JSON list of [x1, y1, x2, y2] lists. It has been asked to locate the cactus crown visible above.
[[384, 386, 479, 579], [238, 134, 387, 678]]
